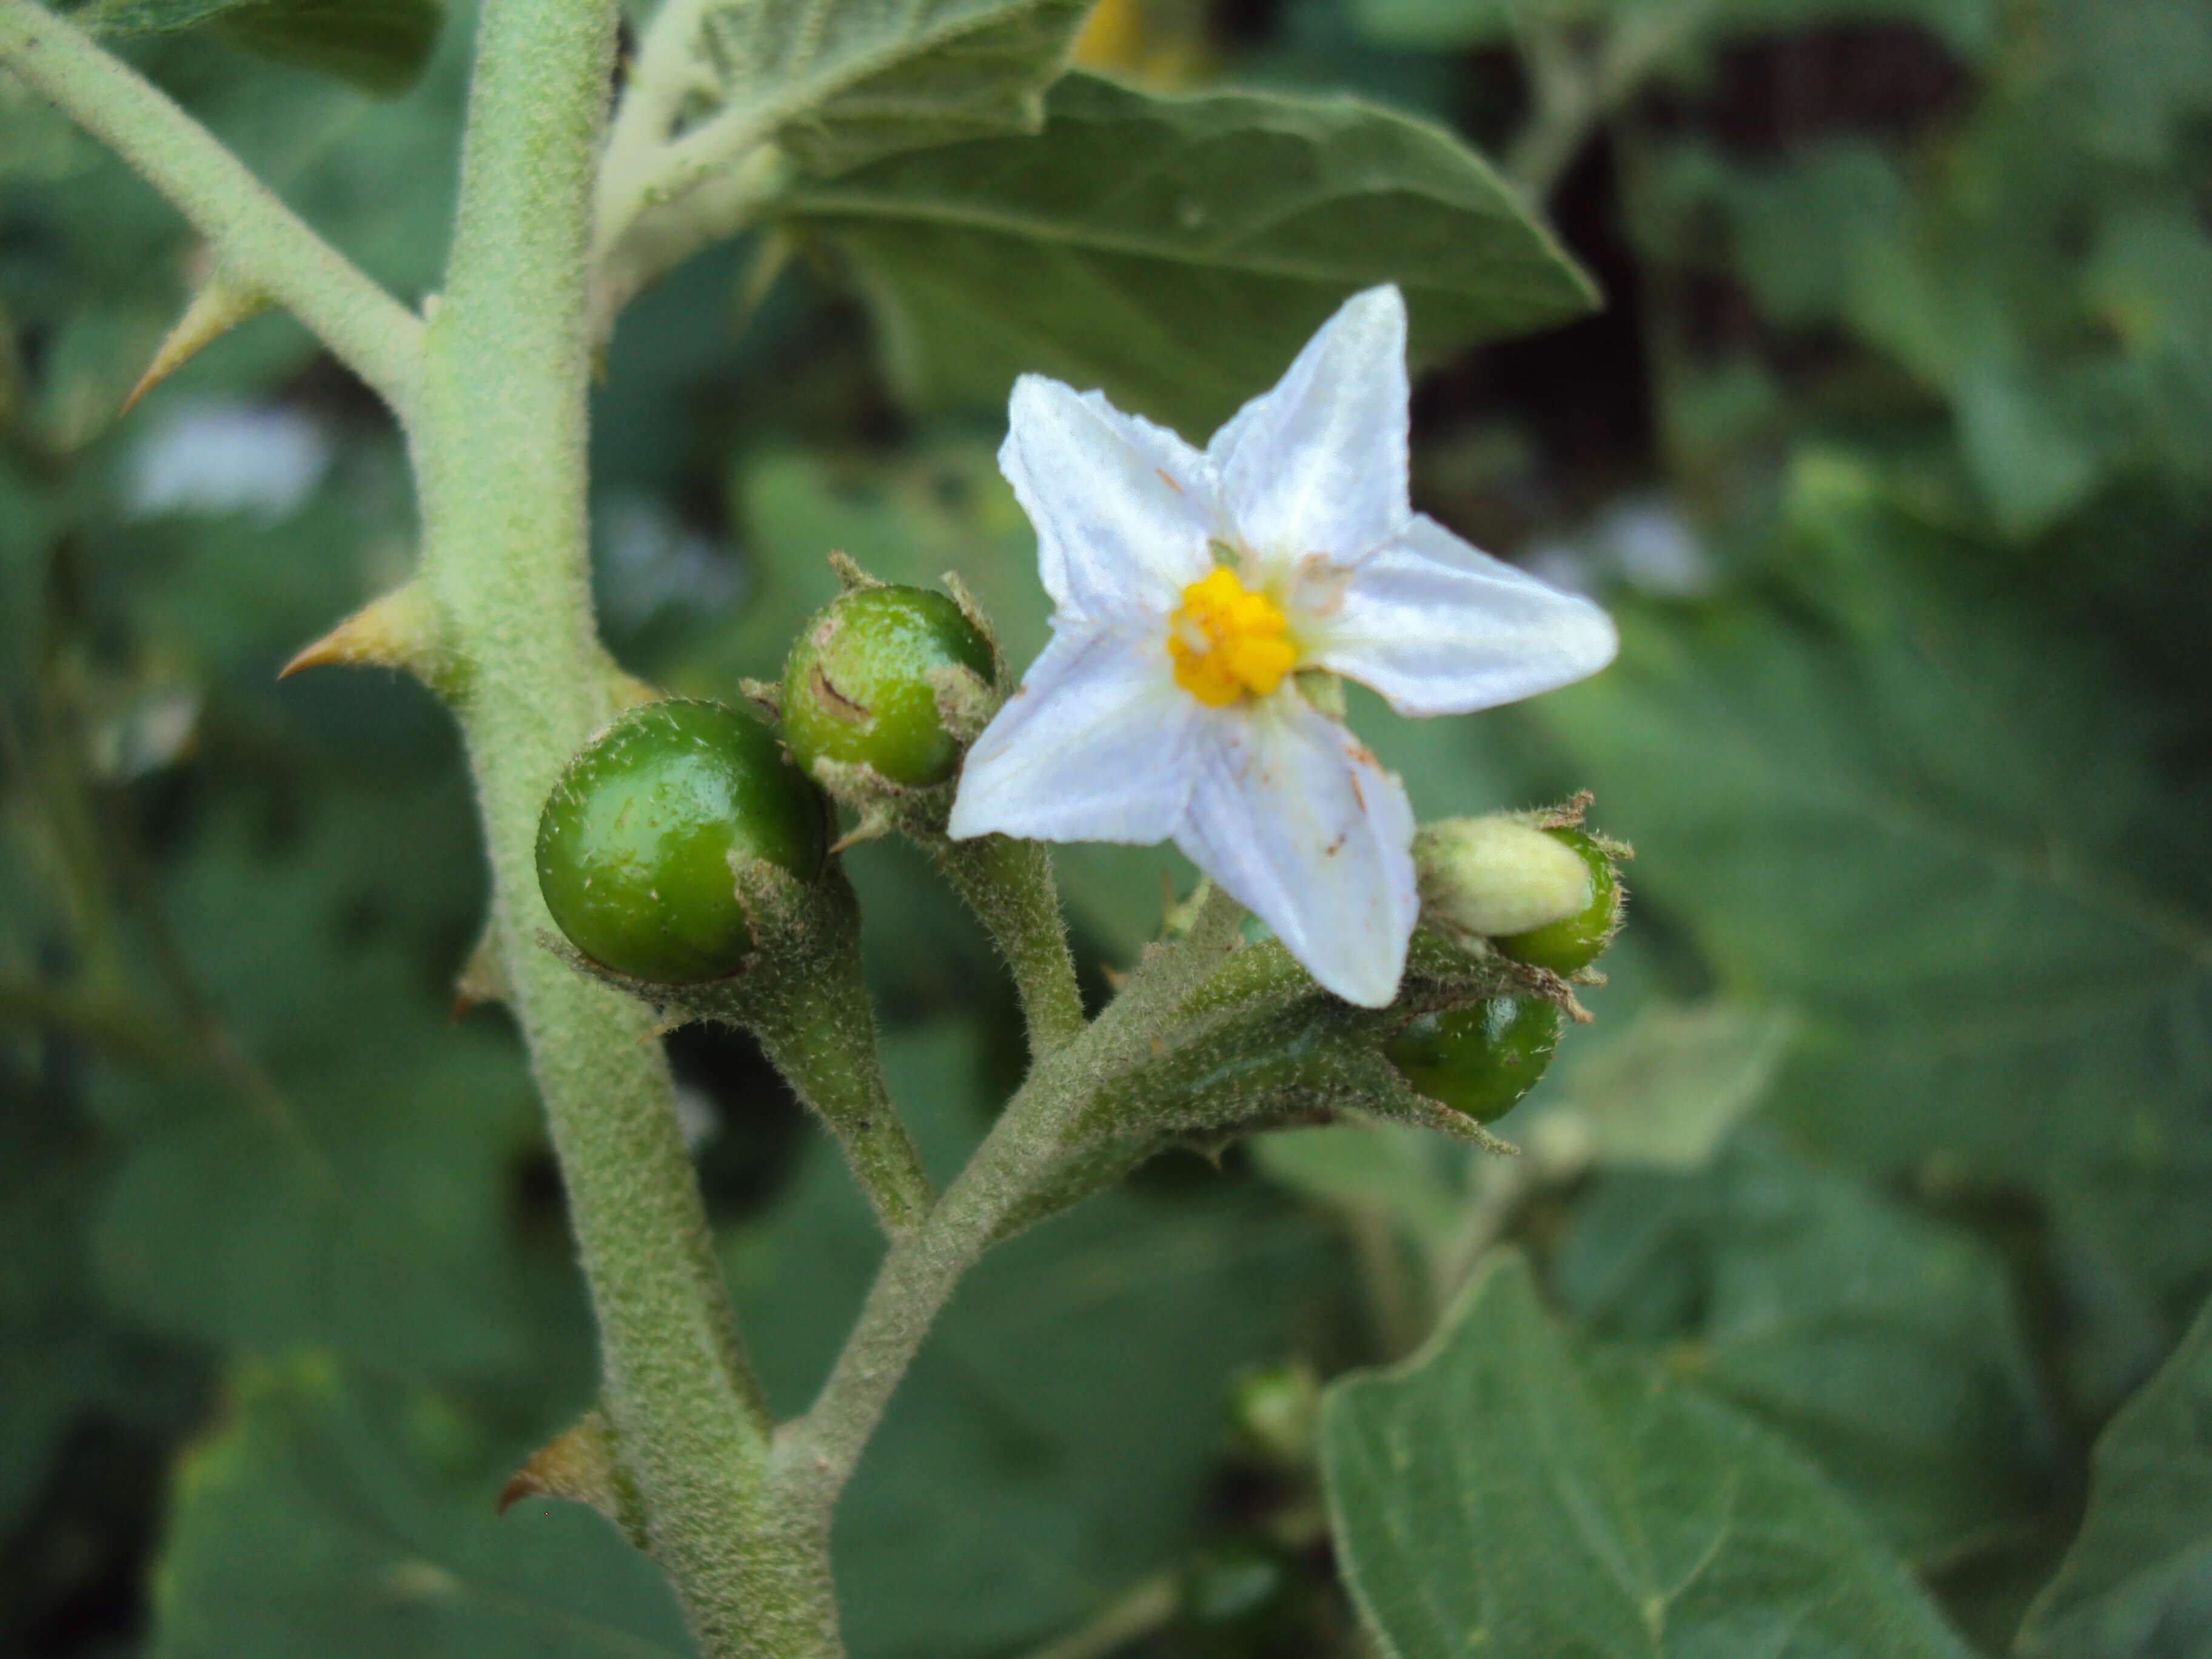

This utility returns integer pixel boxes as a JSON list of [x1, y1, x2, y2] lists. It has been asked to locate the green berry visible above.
[[1495, 827, 1620, 975], [1387, 995, 1563, 1124], [1228, 1360, 1320, 1468], [782, 585, 995, 788], [535, 699, 826, 984]]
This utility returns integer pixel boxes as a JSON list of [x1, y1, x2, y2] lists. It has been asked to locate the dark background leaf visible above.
[[146, 1356, 697, 1659], [74, 0, 442, 94], [2015, 1290, 2212, 1659]]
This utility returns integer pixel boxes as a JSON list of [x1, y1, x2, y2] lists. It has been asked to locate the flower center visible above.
[[1167, 566, 1298, 707]]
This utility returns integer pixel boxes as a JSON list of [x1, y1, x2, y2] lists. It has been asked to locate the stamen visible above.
[[1167, 566, 1298, 706]]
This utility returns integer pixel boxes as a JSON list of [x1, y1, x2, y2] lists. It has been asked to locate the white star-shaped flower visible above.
[[948, 286, 1617, 1007]]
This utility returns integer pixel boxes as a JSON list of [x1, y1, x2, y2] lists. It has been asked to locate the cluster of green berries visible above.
[[534, 585, 993, 984], [534, 574, 1623, 1134], [1387, 828, 1622, 1124]]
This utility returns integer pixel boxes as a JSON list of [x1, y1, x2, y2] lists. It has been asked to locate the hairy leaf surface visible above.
[[1557, 1130, 2059, 1563], [1322, 1251, 1975, 1659], [1535, 454, 2212, 1318], [147, 1357, 695, 1659], [779, 72, 1597, 435], [594, 0, 1088, 318]]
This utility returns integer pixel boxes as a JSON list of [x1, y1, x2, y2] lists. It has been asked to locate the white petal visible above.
[[1000, 375, 1216, 626], [1307, 514, 1618, 716], [1208, 286, 1410, 566], [949, 625, 1201, 845], [1173, 696, 1417, 1007]]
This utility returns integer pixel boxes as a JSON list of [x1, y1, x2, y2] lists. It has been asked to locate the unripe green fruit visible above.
[[1495, 827, 1620, 975], [782, 586, 995, 788], [535, 699, 826, 984], [1387, 995, 1563, 1124], [1228, 1359, 1320, 1468]]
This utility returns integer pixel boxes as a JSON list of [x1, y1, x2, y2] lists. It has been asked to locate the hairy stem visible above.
[[773, 892, 1244, 1512], [754, 1002, 937, 1235], [740, 880, 937, 1237], [934, 835, 1087, 1059], [412, 4, 830, 1654], [0, 0, 423, 420], [586, 0, 794, 337]]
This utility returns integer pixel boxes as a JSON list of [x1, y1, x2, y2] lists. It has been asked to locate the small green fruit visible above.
[[782, 585, 995, 788], [535, 699, 826, 984], [1495, 828, 1620, 975], [1387, 995, 1563, 1124], [1228, 1359, 1321, 1468]]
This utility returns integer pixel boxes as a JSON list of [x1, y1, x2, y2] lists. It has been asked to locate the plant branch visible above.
[[1504, 2, 1716, 199], [756, 998, 938, 1235], [1344, 1201, 1424, 1361], [411, 2, 827, 1654], [934, 834, 1087, 1060], [591, 0, 787, 275], [772, 889, 1245, 1513], [0, 0, 424, 422], [735, 874, 937, 1237], [0, 970, 188, 1067], [587, 0, 793, 334], [1015, 1574, 1178, 1659]]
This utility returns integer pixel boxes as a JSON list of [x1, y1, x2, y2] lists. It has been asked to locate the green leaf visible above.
[[212, 0, 444, 96], [723, 1027, 1345, 1658], [1534, 452, 2212, 1318], [76, 0, 441, 95], [1255, 1118, 1470, 1253], [2040, 0, 2212, 165], [1556, 1130, 2059, 1564], [0, 1050, 141, 1533], [592, 0, 1090, 319], [93, 1037, 556, 1382], [1535, 999, 1794, 1170], [2016, 1290, 2212, 1658], [1322, 1251, 1976, 1659], [1347, 0, 1537, 52], [72, 0, 260, 32], [0, 76, 94, 185], [147, 1355, 697, 1659], [87, 813, 591, 1397], [777, 72, 1598, 437], [1349, 0, 1997, 59], [638, 0, 1087, 181]]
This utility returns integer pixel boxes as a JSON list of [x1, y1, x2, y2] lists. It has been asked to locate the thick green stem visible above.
[[773, 893, 1244, 1513], [412, 4, 831, 1655], [739, 881, 937, 1237], [755, 1002, 936, 1234], [0, 1, 423, 420], [935, 835, 1087, 1059]]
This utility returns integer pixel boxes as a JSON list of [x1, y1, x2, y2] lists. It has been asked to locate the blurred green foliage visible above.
[[2, 0, 2209, 1654]]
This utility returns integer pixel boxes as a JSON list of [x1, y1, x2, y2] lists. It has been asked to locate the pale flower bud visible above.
[[1414, 815, 1591, 943]]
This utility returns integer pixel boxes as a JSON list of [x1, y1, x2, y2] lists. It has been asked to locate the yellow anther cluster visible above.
[[1167, 566, 1298, 706]]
